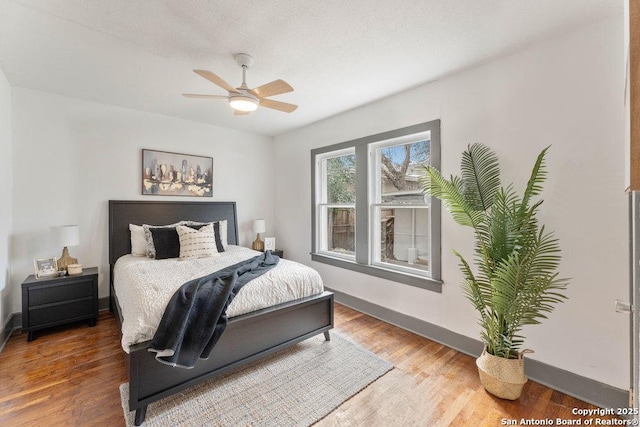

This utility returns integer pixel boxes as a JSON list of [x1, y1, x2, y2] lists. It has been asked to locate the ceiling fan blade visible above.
[[193, 70, 239, 93], [260, 98, 298, 113], [182, 94, 228, 99], [234, 109, 251, 115], [250, 79, 293, 98]]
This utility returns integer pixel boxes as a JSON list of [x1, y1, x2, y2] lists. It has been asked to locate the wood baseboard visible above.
[[0, 313, 20, 354], [327, 287, 627, 409]]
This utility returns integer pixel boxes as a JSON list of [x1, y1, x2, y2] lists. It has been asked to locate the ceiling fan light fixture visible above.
[[229, 93, 259, 112]]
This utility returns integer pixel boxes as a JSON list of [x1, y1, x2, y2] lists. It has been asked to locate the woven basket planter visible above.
[[476, 347, 529, 400]]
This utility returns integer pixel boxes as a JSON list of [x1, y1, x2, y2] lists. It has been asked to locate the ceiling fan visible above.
[[183, 53, 298, 115]]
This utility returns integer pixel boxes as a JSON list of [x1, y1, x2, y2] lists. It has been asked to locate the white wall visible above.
[[0, 67, 13, 329], [9, 88, 275, 312], [274, 16, 628, 388]]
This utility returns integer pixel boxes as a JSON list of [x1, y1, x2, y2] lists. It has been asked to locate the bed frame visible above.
[[108, 200, 334, 425]]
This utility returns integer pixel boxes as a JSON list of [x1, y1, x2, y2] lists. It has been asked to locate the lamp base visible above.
[[57, 247, 78, 270], [252, 234, 264, 251]]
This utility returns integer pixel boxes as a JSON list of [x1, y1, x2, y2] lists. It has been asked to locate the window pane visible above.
[[378, 207, 429, 272], [379, 140, 430, 204], [326, 155, 356, 204], [325, 207, 355, 255]]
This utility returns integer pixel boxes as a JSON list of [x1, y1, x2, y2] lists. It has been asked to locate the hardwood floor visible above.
[[0, 304, 614, 426], [0, 311, 127, 426], [319, 305, 616, 426]]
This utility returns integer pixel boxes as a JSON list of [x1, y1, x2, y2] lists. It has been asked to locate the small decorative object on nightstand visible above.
[[251, 219, 265, 251], [21, 267, 98, 341], [264, 237, 276, 251], [33, 257, 58, 279], [67, 263, 83, 275], [51, 225, 80, 271]]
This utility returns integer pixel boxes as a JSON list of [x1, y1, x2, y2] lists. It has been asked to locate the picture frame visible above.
[[264, 237, 276, 251], [142, 149, 213, 197], [34, 257, 58, 279]]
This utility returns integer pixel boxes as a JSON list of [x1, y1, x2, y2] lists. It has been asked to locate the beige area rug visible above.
[[120, 333, 393, 426]]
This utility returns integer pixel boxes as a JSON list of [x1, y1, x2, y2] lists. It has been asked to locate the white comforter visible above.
[[114, 246, 323, 352]]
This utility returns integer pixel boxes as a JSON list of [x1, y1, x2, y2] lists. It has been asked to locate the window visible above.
[[371, 136, 432, 274], [311, 120, 441, 292], [316, 149, 356, 258]]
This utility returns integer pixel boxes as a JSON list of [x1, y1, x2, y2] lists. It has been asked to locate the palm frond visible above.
[[454, 250, 490, 318], [461, 144, 501, 211], [520, 146, 549, 211], [421, 166, 484, 229], [490, 227, 568, 351], [486, 185, 521, 264]]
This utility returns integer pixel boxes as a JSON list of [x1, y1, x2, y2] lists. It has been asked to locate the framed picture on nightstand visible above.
[[264, 237, 276, 251], [34, 257, 58, 279]]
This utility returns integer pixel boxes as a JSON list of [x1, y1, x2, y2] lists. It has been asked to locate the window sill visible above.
[[311, 253, 443, 293]]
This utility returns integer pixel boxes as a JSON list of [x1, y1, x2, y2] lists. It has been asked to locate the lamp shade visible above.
[[52, 225, 80, 247], [251, 219, 266, 234]]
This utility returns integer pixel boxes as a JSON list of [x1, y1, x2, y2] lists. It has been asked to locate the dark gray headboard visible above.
[[108, 200, 239, 266]]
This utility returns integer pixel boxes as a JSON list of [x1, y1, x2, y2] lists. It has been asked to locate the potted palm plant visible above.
[[420, 143, 569, 399]]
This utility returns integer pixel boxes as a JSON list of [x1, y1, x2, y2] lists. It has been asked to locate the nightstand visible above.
[[21, 267, 99, 341], [271, 249, 284, 258]]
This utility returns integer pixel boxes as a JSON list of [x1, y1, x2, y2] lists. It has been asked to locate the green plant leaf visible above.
[[421, 166, 485, 229], [520, 146, 549, 214], [461, 144, 501, 211]]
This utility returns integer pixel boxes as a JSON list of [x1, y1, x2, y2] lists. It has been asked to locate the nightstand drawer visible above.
[[29, 281, 94, 306], [28, 298, 94, 327]]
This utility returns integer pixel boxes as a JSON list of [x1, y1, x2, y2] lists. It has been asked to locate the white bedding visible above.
[[114, 246, 324, 352]]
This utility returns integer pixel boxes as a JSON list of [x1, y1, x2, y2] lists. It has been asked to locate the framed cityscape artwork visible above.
[[142, 149, 213, 197]]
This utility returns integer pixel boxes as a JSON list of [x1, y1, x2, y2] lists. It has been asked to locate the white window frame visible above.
[[314, 148, 356, 261], [369, 132, 433, 276], [310, 120, 441, 293]]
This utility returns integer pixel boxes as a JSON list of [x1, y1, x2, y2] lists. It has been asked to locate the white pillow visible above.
[[176, 224, 218, 259], [129, 224, 147, 257], [183, 220, 228, 250]]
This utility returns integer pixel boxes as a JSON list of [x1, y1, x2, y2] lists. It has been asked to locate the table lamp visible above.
[[251, 219, 266, 251], [52, 225, 80, 270]]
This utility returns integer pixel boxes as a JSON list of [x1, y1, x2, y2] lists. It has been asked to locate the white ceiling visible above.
[[0, 0, 622, 137]]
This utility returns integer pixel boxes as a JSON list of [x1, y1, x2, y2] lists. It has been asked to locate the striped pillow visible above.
[[182, 220, 227, 252], [176, 224, 218, 259]]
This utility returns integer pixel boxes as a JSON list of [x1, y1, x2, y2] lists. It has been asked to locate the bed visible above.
[[108, 200, 334, 425]]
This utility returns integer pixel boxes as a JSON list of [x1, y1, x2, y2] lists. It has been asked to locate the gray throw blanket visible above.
[[148, 251, 279, 368]]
